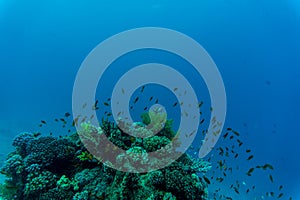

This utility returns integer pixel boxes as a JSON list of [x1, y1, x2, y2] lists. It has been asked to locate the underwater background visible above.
[[0, 0, 299, 199]]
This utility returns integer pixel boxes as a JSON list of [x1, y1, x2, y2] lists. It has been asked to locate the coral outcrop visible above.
[[0, 113, 211, 200]]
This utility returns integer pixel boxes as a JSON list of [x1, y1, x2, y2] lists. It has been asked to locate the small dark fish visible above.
[[216, 177, 224, 182], [68, 129, 71, 133], [149, 96, 153, 101], [107, 98, 111, 101], [246, 149, 251, 153], [33, 132, 41, 137], [246, 189, 250, 193], [262, 164, 274, 170], [72, 118, 79, 126], [41, 120, 47, 124], [237, 139, 243, 147], [234, 153, 238, 158], [38, 124, 43, 127], [54, 118, 59, 122], [219, 147, 224, 155], [269, 174, 274, 183], [141, 85, 145, 93], [134, 97, 139, 104], [223, 132, 229, 139], [217, 160, 224, 168], [143, 107, 148, 111], [232, 130, 240, 136], [60, 118, 67, 124], [247, 155, 254, 161], [227, 128, 232, 131], [92, 100, 99, 110], [130, 106, 133, 110], [203, 176, 211, 184], [65, 112, 71, 117], [279, 185, 283, 190], [198, 101, 204, 108], [229, 135, 234, 140], [155, 99, 158, 103], [200, 119, 205, 124], [233, 187, 239, 194], [172, 102, 178, 107], [103, 102, 109, 106], [106, 113, 112, 117], [278, 193, 283, 198], [246, 168, 254, 176]]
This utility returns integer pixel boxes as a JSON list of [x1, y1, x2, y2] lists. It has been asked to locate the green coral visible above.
[[143, 135, 171, 152], [1, 116, 211, 200], [24, 171, 57, 197], [77, 151, 94, 162], [57, 175, 79, 191]]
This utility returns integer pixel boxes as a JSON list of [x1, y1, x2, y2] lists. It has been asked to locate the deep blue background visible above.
[[0, 0, 299, 198]]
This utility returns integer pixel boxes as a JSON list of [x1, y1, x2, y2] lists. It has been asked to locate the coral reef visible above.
[[0, 113, 211, 200]]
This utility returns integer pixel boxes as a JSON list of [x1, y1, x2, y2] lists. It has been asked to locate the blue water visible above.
[[0, 0, 299, 199]]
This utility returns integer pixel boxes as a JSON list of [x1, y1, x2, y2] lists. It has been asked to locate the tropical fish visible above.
[[269, 174, 274, 183], [60, 118, 67, 124], [198, 101, 204, 108], [246, 168, 254, 176], [223, 132, 229, 139], [262, 164, 274, 170], [203, 176, 211, 184], [133, 97, 139, 104], [232, 130, 240, 136], [247, 155, 254, 161]]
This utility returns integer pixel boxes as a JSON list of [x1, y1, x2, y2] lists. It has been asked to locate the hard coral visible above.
[[0, 116, 211, 200]]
